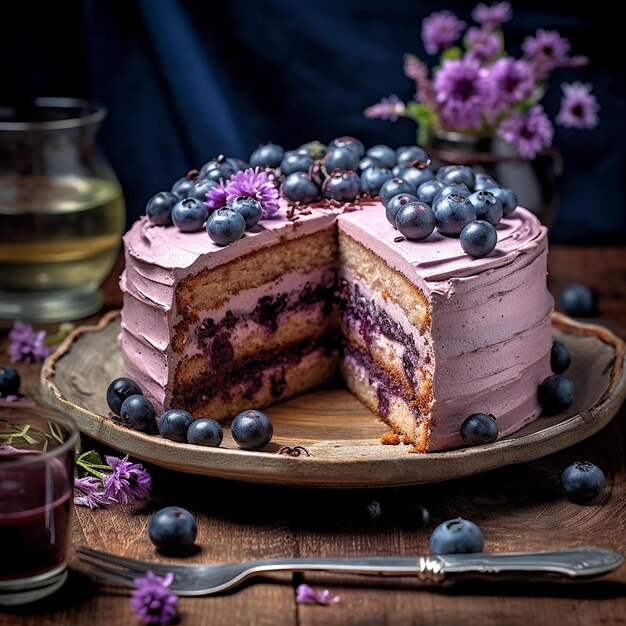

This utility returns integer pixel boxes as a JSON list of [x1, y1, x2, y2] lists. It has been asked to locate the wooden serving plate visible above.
[[40, 310, 626, 488]]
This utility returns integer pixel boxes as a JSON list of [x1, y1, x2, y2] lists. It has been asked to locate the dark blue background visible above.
[[2, 0, 624, 243]]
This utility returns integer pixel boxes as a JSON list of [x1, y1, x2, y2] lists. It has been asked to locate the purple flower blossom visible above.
[[205, 180, 229, 211], [422, 11, 466, 55], [499, 105, 554, 159], [8, 321, 53, 364], [465, 26, 501, 62], [522, 29, 571, 76], [103, 455, 152, 505], [483, 57, 535, 113], [433, 57, 487, 130], [364, 95, 406, 122], [131, 571, 179, 625], [403, 54, 437, 109], [295, 583, 341, 605], [224, 168, 280, 218], [74, 476, 114, 510], [556, 82, 599, 129], [471, 1, 512, 30]]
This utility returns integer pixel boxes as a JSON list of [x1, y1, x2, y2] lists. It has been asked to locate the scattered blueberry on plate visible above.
[[231, 409, 273, 449], [148, 506, 198, 553], [119, 394, 156, 433], [158, 409, 195, 443], [550, 340, 571, 374], [559, 283, 597, 317], [538, 374, 575, 415], [460, 413, 498, 446], [187, 418, 223, 447], [561, 462, 605, 503], [106, 377, 143, 415], [429, 518, 484, 555]]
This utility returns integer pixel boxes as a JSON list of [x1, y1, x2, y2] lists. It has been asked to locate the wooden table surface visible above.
[[1, 245, 625, 626]]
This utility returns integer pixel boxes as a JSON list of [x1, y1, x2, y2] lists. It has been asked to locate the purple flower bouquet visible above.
[[365, 1, 599, 160]]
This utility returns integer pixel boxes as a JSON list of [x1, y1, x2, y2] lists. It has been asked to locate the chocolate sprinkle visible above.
[[277, 445, 311, 457], [394, 236, 405, 243]]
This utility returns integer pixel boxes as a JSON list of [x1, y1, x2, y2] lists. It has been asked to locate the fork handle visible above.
[[245, 548, 623, 583]]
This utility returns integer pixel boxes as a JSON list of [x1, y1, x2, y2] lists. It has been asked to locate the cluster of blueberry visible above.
[[459, 339, 575, 447], [106, 378, 273, 450], [143, 135, 517, 257]]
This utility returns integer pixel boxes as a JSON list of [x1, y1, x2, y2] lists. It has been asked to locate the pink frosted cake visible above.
[[119, 140, 554, 452]]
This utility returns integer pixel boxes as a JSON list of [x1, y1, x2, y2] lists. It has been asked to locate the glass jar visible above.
[[0, 97, 125, 322]]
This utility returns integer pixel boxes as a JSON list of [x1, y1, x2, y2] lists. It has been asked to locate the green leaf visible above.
[[440, 46, 462, 62], [47, 421, 64, 444], [77, 450, 104, 466]]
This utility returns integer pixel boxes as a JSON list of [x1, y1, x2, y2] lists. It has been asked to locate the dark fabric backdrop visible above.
[[1, 0, 624, 243]]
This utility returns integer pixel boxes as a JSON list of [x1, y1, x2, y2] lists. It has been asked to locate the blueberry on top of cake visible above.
[[119, 138, 553, 452]]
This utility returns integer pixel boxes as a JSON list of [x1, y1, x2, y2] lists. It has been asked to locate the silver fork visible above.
[[77, 546, 623, 596]]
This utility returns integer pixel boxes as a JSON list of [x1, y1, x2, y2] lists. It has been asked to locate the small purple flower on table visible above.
[[131, 571, 179, 625], [499, 105, 554, 160], [556, 82, 600, 129], [471, 1, 512, 30], [364, 95, 406, 122], [74, 476, 114, 510], [421, 11, 466, 55], [103, 455, 152, 504], [8, 321, 53, 364], [296, 583, 341, 605]]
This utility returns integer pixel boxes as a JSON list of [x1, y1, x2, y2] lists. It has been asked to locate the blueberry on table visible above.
[[385, 193, 419, 226], [231, 409, 273, 449], [559, 283, 597, 317], [379, 178, 416, 207], [172, 198, 209, 232], [395, 202, 436, 241], [187, 418, 223, 447], [538, 374, 574, 415], [146, 191, 178, 226], [230, 196, 263, 229], [429, 518, 484, 555], [158, 409, 195, 443], [460, 220, 498, 258], [281, 172, 320, 204], [433, 194, 477, 237], [106, 377, 143, 415], [561, 462, 605, 503], [550, 340, 571, 374], [0, 365, 20, 396], [148, 506, 197, 553], [207, 208, 246, 246], [249, 143, 285, 169], [460, 413, 499, 446], [119, 394, 156, 432]]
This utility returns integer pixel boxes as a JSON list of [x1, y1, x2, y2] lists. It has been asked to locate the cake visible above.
[[119, 140, 554, 452]]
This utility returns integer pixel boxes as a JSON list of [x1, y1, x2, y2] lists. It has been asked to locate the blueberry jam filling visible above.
[[174, 335, 338, 410], [337, 278, 425, 384]]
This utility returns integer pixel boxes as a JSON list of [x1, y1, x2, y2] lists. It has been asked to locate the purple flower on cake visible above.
[[556, 82, 600, 129], [131, 571, 179, 625], [103, 454, 152, 504], [471, 1, 512, 30], [295, 583, 341, 605], [365, 2, 599, 159], [364, 95, 406, 122], [205, 180, 229, 211], [224, 168, 280, 218], [433, 57, 486, 130], [499, 105, 554, 159], [421, 11, 466, 55], [8, 321, 53, 363], [464, 26, 501, 63]]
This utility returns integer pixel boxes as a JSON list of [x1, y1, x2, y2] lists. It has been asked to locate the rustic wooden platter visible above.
[[39, 310, 626, 488]]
